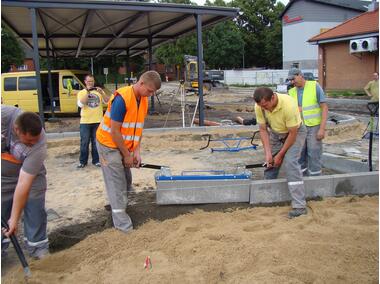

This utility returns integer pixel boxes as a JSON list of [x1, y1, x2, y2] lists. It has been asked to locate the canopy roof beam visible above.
[[76, 9, 95, 58], [96, 11, 145, 58]]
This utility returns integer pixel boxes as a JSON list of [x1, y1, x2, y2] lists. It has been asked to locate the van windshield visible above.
[[75, 74, 86, 86]]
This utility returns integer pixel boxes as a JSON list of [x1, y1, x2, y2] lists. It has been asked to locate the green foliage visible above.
[[1, 24, 25, 73], [232, 0, 285, 68], [40, 57, 91, 71], [39, 55, 145, 84], [204, 21, 245, 69], [327, 91, 366, 97], [154, 0, 284, 70]]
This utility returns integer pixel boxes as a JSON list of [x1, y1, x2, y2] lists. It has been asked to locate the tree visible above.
[[203, 21, 244, 69], [155, 0, 244, 69], [231, 0, 284, 68], [1, 24, 25, 73]]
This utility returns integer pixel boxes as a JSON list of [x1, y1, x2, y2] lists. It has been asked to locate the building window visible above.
[[19, 76, 37, 90], [292, 62, 300, 69], [4, 77, 17, 91]]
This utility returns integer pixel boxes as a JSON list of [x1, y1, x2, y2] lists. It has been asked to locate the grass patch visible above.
[[327, 90, 366, 98]]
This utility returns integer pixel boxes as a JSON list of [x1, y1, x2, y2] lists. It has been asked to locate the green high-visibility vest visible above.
[[289, 81, 321, 126]]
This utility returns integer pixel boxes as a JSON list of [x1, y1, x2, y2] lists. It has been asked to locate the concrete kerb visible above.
[[45, 111, 356, 140], [45, 125, 258, 140], [156, 172, 378, 205], [156, 179, 251, 205], [249, 171, 379, 205], [322, 153, 369, 173]]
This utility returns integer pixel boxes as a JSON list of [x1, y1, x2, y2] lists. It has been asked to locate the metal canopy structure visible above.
[[1, 0, 239, 126], [2, 0, 238, 58]]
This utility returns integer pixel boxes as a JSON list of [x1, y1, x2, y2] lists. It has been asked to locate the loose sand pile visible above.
[[3, 196, 378, 283]]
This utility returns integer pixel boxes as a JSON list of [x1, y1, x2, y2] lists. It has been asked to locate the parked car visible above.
[[303, 72, 316, 81], [276, 71, 317, 93]]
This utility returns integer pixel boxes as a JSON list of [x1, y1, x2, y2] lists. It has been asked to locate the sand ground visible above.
[[1, 85, 379, 283]]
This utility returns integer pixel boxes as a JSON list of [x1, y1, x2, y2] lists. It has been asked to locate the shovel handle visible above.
[[140, 163, 167, 170], [1, 217, 31, 277], [245, 163, 267, 169]]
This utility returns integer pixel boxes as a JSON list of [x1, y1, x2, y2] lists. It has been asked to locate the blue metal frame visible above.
[[211, 137, 258, 152], [156, 173, 251, 181], [200, 131, 259, 153], [156, 169, 251, 181]]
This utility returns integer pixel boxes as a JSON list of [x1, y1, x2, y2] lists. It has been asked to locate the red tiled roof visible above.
[[309, 9, 379, 42]]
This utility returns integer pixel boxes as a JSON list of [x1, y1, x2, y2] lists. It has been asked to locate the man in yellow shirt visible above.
[[364, 72, 379, 102], [77, 74, 110, 168], [254, 87, 307, 218]]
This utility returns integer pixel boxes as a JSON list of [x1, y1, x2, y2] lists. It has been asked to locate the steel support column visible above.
[[45, 36, 55, 117], [148, 36, 154, 114], [195, 14, 204, 126], [91, 57, 94, 75], [30, 8, 45, 127], [114, 56, 118, 90], [126, 48, 131, 85]]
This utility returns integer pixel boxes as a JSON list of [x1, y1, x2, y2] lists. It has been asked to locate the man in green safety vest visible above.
[[287, 68, 328, 176]]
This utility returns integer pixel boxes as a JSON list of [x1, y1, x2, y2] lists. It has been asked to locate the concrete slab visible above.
[[156, 179, 251, 204], [250, 172, 378, 205]]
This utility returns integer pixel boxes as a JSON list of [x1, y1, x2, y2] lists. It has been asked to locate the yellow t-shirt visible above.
[[365, 80, 379, 102], [77, 89, 104, 124], [255, 93, 302, 133]]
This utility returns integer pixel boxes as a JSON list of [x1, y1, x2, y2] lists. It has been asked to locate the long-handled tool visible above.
[[140, 163, 168, 170], [1, 217, 31, 277], [245, 162, 267, 169]]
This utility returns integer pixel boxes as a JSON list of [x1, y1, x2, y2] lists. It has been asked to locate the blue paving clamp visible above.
[[200, 131, 259, 152], [155, 169, 252, 181]]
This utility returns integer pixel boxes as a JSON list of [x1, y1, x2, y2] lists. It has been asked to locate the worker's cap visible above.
[[287, 68, 303, 80]]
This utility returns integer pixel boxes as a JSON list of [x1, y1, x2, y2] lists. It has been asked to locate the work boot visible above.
[[29, 247, 50, 260], [288, 208, 307, 219]]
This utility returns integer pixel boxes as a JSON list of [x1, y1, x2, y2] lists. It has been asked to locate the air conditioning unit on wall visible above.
[[350, 37, 378, 53]]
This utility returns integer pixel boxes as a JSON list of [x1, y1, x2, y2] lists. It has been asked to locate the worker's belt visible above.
[[1, 152, 22, 164]]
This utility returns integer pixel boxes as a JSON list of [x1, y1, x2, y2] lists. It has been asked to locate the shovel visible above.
[[1, 217, 31, 277]]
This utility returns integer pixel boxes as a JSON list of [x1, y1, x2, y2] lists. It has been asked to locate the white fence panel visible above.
[[224, 69, 318, 85]]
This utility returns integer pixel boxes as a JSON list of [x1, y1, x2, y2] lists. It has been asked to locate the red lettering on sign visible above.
[[284, 15, 303, 24]]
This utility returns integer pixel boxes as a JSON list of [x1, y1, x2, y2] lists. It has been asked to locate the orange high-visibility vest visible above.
[[96, 86, 148, 151]]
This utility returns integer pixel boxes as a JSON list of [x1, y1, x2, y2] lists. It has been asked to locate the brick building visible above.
[[309, 8, 379, 91]]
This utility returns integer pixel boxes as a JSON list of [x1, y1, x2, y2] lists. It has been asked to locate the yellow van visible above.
[[1, 70, 89, 113]]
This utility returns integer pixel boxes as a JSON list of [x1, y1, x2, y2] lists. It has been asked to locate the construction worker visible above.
[[1, 106, 49, 259], [364, 72, 379, 102], [287, 68, 328, 176], [254, 87, 307, 218], [77, 74, 110, 168], [96, 71, 161, 233]]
